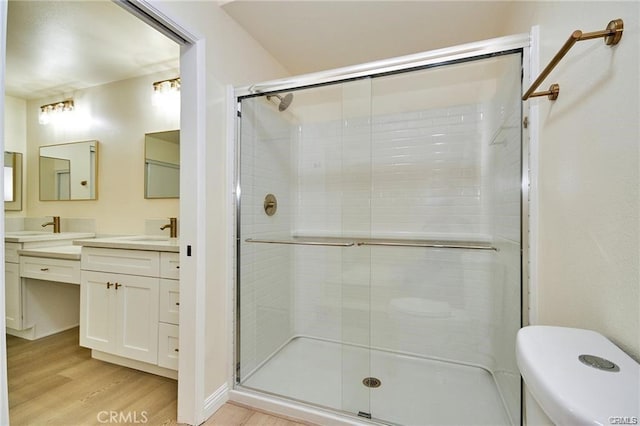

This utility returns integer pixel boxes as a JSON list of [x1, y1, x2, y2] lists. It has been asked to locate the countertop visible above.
[[18, 245, 82, 260], [5, 231, 96, 243], [73, 236, 180, 253]]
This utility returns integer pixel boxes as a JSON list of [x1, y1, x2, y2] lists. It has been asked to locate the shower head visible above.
[[266, 93, 294, 112]]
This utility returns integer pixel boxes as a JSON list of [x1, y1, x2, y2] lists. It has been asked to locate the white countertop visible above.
[[5, 231, 96, 243], [73, 235, 180, 253], [18, 245, 82, 260]]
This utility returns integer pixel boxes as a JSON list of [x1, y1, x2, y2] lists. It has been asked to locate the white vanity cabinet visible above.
[[79, 246, 179, 377], [5, 234, 93, 335], [20, 256, 81, 284], [158, 252, 180, 370], [81, 270, 159, 364]]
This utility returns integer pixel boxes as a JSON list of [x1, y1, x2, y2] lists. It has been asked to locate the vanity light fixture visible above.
[[38, 99, 74, 125], [152, 77, 180, 107]]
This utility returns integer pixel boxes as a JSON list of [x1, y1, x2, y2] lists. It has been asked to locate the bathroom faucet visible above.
[[42, 216, 61, 233], [160, 217, 177, 238]]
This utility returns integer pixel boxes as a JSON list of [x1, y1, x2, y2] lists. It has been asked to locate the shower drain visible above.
[[362, 377, 382, 388]]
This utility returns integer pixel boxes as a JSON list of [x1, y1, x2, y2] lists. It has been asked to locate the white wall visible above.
[[508, 1, 639, 361], [25, 70, 180, 234], [3, 95, 25, 153], [150, 1, 290, 415]]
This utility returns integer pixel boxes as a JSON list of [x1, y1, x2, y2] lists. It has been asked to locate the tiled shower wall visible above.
[[293, 100, 499, 369]]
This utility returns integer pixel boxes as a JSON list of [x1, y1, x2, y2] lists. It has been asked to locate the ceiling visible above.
[[221, 1, 517, 75], [5, 1, 179, 100], [4, 1, 517, 101]]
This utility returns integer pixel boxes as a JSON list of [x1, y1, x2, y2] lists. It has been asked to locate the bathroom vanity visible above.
[[74, 236, 180, 379], [4, 231, 95, 339]]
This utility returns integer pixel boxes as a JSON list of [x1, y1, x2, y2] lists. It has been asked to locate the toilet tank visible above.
[[516, 326, 639, 426]]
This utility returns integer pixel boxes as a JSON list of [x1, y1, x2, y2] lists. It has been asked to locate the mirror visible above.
[[39, 140, 98, 201], [145, 130, 179, 199], [4, 151, 23, 211]]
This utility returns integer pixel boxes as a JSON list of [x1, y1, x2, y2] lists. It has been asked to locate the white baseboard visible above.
[[202, 382, 230, 421]]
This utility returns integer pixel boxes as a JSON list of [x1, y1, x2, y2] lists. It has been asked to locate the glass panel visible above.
[[237, 80, 372, 416], [237, 94, 296, 389], [368, 53, 522, 425], [339, 78, 372, 417]]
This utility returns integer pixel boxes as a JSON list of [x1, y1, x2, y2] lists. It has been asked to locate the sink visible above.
[[74, 235, 178, 252], [6, 231, 51, 236], [120, 236, 174, 243]]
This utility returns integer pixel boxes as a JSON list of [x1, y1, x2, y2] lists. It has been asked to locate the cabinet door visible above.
[[5, 262, 22, 330], [80, 271, 117, 352], [116, 274, 159, 364]]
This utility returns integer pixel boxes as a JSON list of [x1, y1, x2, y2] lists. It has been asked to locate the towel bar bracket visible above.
[[523, 18, 624, 101]]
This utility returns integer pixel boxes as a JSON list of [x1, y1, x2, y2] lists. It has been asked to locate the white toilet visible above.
[[516, 326, 640, 425]]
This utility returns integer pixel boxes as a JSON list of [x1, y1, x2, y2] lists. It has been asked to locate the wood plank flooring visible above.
[[202, 403, 309, 426], [6, 328, 309, 426]]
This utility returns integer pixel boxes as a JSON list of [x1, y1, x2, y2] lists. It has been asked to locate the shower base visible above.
[[241, 337, 511, 425]]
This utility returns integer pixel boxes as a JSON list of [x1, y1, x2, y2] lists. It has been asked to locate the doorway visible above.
[[2, 2, 195, 419]]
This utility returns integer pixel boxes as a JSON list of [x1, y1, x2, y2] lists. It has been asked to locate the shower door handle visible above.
[[357, 241, 497, 251]]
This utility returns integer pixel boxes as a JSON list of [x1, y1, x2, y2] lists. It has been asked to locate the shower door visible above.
[[236, 77, 375, 417], [364, 53, 523, 425], [236, 50, 523, 426]]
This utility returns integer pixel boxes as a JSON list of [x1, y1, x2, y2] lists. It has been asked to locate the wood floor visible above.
[[7, 328, 308, 426]]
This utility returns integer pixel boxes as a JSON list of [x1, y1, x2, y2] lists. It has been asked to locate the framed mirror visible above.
[[39, 140, 98, 201], [4, 151, 23, 211], [145, 130, 179, 199]]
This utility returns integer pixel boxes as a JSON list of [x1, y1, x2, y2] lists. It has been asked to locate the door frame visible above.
[[0, 1, 208, 424]]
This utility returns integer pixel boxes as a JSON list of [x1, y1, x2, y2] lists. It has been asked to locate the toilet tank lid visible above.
[[516, 326, 640, 426]]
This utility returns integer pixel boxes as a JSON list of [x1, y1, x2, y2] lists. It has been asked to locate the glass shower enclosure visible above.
[[235, 47, 524, 425]]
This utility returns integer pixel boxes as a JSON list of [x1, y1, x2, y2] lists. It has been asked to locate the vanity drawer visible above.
[[5, 243, 21, 264], [160, 252, 180, 279], [20, 256, 81, 284], [158, 322, 179, 371], [159, 279, 179, 325], [81, 247, 159, 277]]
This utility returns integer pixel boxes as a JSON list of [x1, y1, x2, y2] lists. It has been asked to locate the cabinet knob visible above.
[[175, 302, 180, 306], [40, 268, 49, 272], [176, 265, 180, 269], [115, 282, 121, 290], [106, 282, 113, 289], [174, 348, 179, 352]]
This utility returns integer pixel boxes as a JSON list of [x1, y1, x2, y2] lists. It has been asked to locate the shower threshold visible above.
[[240, 337, 512, 425]]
